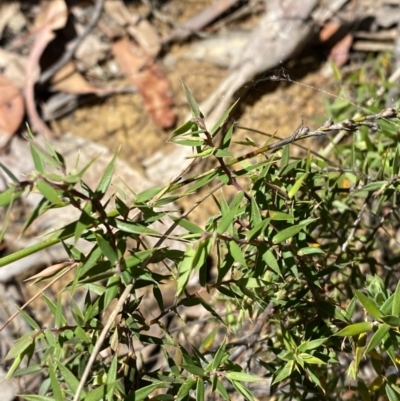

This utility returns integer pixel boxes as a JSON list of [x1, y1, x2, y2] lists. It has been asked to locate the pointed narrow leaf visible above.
[[381, 315, 400, 327], [58, 363, 81, 395], [227, 240, 247, 266], [196, 377, 205, 401], [334, 322, 373, 337], [210, 100, 239, 135], [354, 289, 384, 320], [288, 173, 308, 198], [272, 220, 315, 245], [365, 323, 390, 354], [95, 234, 118, 265], [262, 249, 280, 274], [37, 179, 63, 205], [272, 360, 294, 385], [30, 143, 45, 173], [392, 280, 400, 317], [95, 152, 118, 198], [182, 82, 201, 117], [225, 372, 262, 382]]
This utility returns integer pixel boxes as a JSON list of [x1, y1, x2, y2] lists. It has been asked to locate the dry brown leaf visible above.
[[24, 261, 75, 282], [319, 22, 341, 43], [0, 75, 24, 144], [329, 32, 353, 67], [25, 0, 68, 137], [50, 61, 108, 94], [112, 38, 175, 128]]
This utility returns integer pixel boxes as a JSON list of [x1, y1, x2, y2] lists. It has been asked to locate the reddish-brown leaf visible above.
[[319, 22, 353, 67], [0, 75, 24, 142], [112, 38, 176, 128]]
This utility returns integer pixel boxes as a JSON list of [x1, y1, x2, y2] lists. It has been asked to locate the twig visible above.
[[169, 108, 399, 193], [38, 0, 105, 85], [341, 201, 368, 253], [73, 282, 134, 401]]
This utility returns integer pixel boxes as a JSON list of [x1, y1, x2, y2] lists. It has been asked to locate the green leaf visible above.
[[298, 353, 326, 364], [227, 240, 247, 266], [225, 371, 262, 382], [288, 173, 308, 198], [182, 82, 202, 117], [334, 322, 373, 337], [381, 315, 400, 327], [365, 323, 390, 354], [297, 338, 328, 352], [229, 380, 256, 401], [169, 119, 196, 140], [135, 186, 163, 203], [0, 186, 23, 207], [386, 383, 399, 401], [356, 181, 387, 193], [216, 379, 230, 400], [0, 161, 19, 182], [272, 220, 315, 245], [176, 377, 196, 400], [127, 382, 169, 401], [262, 249, 280, 275], [298, 247, 324, 256], [16, 307, 40, 330], [95, 233, 118, 265], [169, 216, 204, 234], [36, 179, 63, 205], [74, 202, 94, 243], [55, 296, 66, 329], [48, 359, 63, 401], [182, 364, 205, 376], [104, 275, 120, 310], [250, 197, 262, 225], [210, 100, 239, 136], [208, 339, 226, 372], [392, 280, 400, 317], [30, 143, 45, 173], [196, 377, 205, 401], [114, 219, 159, 236], [268, 211, 294, 222], [272, 360, 295, 385], [220, 124, 234, 150], [95, 151, 118, 199], [58, 363, 81, 395], [353, 289, 384, 320], [5, 331, 35, 360]]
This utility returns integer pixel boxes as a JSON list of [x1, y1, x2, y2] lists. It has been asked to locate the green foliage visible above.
[[3, 66, 400, 400]]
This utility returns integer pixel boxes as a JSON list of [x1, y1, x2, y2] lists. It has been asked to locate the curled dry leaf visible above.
[[25, 0, 68, 138], [24, 261, 76, 282], [112, 38, 176, 128], [0, 75, 24, 145], [50, 61, 109, 95]]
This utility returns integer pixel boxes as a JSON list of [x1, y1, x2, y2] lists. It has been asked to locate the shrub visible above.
[[2, 79, 400, 400]]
